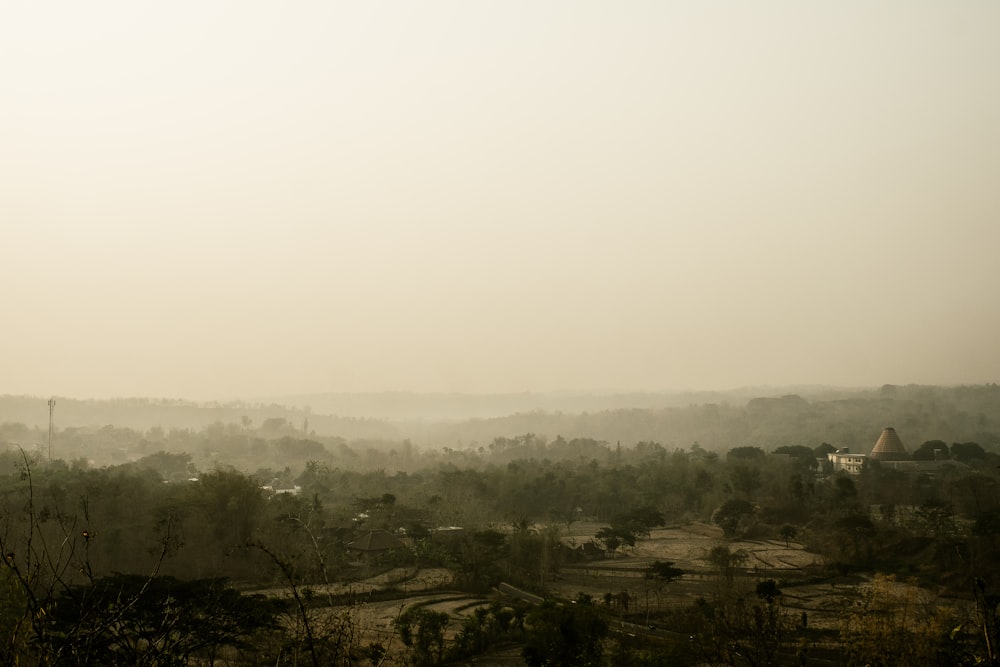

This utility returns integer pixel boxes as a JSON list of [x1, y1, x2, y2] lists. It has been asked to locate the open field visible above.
[[551, 523, 860, 630], [273, 522, 951, 664], [247, 520, 975, 666]]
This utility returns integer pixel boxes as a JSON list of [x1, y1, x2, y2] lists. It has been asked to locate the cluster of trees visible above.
[[4, 430, 1000, 585], [2, 414, 1000, 664], [594, 506, 666, 556], [391, 594, 622, 667], [0, 451, 341, 665]]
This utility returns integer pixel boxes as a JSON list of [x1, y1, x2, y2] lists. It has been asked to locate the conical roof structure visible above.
[[870, 427, 909, 461]]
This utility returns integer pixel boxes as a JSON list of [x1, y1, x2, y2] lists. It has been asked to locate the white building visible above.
[[827, 448, 866, 474]]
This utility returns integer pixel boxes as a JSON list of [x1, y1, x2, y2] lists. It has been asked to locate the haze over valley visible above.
[[3, 2, 999, 403], [3, 2, 1000, 665]]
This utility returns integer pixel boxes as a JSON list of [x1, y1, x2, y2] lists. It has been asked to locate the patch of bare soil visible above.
[[552, 522, 845, 626], [560, 523, 821, 574]]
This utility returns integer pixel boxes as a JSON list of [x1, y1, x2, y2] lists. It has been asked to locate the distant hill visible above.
[[2, 384, 998, 455], [0, 395, 400, 442], [409, 385, 1000, 453], [252, 386, 865, 420]]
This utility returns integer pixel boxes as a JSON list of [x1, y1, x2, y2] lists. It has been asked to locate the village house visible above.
[[827, 426, 909, 474], [827, 448, 866, 474]]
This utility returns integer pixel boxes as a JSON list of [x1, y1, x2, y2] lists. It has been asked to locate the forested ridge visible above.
[[3, 384, 999, 469]]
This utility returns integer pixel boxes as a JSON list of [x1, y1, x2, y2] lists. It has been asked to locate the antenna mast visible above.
[[47, 398, 56, 460]]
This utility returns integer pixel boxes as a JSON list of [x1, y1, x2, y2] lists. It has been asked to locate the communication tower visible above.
[[48, 398, 56, 459]]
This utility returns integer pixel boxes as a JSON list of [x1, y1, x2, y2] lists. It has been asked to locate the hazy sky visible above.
[[3, 1, 999, 400]]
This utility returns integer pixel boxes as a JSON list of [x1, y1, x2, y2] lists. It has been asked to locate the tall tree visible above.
[[522, 596, 608, 667]]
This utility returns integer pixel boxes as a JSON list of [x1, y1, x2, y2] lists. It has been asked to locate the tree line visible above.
[[2, 423, 1000, 664]]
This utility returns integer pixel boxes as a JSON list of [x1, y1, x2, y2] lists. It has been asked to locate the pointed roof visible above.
[[348, 529, 404, 552], [870, 427, 909, 461]]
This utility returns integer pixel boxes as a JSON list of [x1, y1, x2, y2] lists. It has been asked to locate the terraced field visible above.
[[270, 523, 945, 664], [549, 523, 847, 626]]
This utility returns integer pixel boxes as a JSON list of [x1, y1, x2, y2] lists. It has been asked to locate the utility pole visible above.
[[47, 397, 56, 460]]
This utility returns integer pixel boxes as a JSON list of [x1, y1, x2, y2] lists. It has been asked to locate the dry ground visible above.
[[549, 523, 846, 628], [267, 523, 951, 663]]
